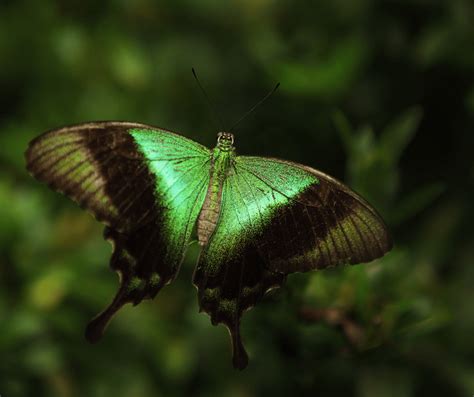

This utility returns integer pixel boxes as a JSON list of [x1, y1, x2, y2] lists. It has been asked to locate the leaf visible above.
[[379, 107, 423, 163], [390, 182, 445, 225]]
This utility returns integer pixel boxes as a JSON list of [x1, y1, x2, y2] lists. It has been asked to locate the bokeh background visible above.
[[1, 0, 473, 396]]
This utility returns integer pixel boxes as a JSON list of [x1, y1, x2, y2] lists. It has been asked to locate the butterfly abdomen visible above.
[[197, 191, 221, 246], [197, 147, 234, 246]]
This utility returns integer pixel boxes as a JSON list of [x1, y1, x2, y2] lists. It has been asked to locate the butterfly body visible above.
[[197, 132, 236, 246], [25, 121, 392, 369]]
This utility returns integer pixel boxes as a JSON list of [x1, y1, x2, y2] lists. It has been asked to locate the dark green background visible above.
[[1, 1, 473, 396]]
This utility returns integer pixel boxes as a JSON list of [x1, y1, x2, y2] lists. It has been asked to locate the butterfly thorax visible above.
[[197, 133, 236, 246]]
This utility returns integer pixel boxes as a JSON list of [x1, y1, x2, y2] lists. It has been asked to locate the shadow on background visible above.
[[0, 1, 473, 396]]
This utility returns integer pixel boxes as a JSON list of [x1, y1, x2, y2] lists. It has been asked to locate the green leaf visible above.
[[390, 182, 445, 224], [379, 107, 423, 163]]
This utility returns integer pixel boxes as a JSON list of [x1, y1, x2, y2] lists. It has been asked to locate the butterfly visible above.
[[25, 121, 392, 369]]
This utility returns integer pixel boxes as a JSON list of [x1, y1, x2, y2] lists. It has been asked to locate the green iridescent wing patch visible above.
[[25, 122, 210, 341], [194, 156, 392, 369]]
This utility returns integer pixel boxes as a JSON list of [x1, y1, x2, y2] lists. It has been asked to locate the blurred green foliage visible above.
[[1, 0, 473, 396]]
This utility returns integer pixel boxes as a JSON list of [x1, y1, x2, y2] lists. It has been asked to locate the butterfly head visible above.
[[217, 132, 235, 151]]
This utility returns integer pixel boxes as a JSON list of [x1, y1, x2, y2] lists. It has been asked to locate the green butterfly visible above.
[[25, 122, 392, 369]]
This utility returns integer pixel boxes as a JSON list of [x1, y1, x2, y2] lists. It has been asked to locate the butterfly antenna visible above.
[[192, 68, 225, 131], [229, 82, 280, 132]]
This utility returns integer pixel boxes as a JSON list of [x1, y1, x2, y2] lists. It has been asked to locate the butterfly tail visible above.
[[85, 283, 129, 343], [229, 323, 249, 370]]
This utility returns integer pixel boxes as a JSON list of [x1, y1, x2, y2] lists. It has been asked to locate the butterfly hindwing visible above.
[[194, 155, 392, 369], [26, 122, 211, 341], [194, 241, 285, 370]]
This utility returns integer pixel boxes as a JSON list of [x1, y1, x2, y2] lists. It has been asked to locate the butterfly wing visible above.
[[26, 121, 211, 341], [194, 155, 392, 369], [240, 157, 393, 272]]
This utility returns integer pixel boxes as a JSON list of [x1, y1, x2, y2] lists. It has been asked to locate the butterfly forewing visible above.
[[26, 122, 211, 341], [240, 157, 392, 272]]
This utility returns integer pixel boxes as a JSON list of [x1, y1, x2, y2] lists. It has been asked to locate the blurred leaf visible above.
[[332, 109, 354, 153], [333, 108, 424, 214], [379, 107, 423, 164], [357, 367, 413, 397], [278, 37, 369, 99], [390, 182, 445, 225]]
